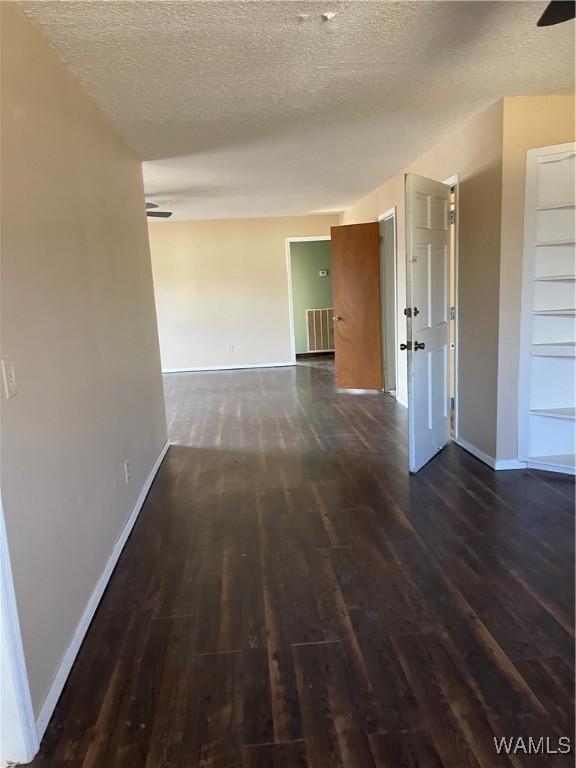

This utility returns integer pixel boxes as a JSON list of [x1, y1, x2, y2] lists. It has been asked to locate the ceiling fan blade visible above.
[[147, 210, 173, 218], [145, 202, 159, 209], [537, 0, 575, 26]]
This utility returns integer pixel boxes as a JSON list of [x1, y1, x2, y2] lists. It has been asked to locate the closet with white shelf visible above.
[[518, 142, 575, 475]]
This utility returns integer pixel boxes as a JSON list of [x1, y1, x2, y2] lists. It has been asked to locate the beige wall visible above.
[[343, 101, 504, 457], [149, 215, 339, 371], [0, 4, 166, 716], [497, 95, 575, 459]]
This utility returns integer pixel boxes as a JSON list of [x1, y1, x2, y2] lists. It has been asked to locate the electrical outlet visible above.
[[1, 358, 17, 399], [123, 460, 131, 484]]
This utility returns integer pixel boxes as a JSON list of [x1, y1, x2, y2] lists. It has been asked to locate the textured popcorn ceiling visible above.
[[20, 1, 574, 220]]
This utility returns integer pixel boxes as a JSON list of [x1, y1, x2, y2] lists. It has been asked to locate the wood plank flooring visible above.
[[31, 360, 575, 767]]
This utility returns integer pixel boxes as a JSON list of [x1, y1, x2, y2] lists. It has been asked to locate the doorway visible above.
[[286, 237, 333, 364], [378, 208, 398, 397]]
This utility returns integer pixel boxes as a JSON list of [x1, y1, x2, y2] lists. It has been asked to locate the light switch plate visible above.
[[1, 357, 16, 399]]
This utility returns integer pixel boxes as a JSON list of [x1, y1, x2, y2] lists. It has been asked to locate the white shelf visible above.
[[531, 342, 575, 358], [529, 407, 576, 420], [534, 274, 576, 281], [527, 454, 576, 475], [536, 203, 575, 211], [534, 239, 575, 247], [532, 308, 575, 316], [520, 143, 576, 477]]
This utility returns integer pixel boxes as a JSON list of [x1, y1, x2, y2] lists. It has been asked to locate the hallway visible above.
[[32, 362, 574, 767]]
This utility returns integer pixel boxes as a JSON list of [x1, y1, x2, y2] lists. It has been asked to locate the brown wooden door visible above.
[[330, 222, 382, 390]]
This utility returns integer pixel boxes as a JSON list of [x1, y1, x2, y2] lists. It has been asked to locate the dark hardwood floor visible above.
[[31, 361, 574, 767]]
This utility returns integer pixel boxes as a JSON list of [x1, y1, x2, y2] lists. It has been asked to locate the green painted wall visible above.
[[290, 240, 333, 354]]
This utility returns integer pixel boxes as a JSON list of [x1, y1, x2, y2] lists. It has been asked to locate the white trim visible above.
[[396, 396, 408, 409], [163, 362, 293, 374], [494, 458, 528, 471], [443, 174, 460, 442], [442, 174, 460, 187], [286, 242, 297, 365], [35, 440, 170, 742], [377, 207, 396, 222], [0, 501, 38, 766], [525, 458, 576, 476], [377, 207, 399, 398], [285, 236, 332, 365], [336, 388, 381, 395], [455, 437, 496, 468], [455, 437, 526, 471], [286, 236, 332, 243], [518, 149, 535, 464]]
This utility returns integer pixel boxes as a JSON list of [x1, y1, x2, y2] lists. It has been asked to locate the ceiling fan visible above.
[[146, 202, 173, 218], [537, 0, 575, 26]]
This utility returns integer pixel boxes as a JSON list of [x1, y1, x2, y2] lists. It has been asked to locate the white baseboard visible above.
[[494, 457, 528, 471], [395, 396, 408, 408], [455, 437, 526, 471], [526, 458, 575, 476], [163, 362, 294, 373], [35, 440, 170, 741]]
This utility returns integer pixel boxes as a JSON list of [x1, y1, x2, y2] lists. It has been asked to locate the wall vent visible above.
[[306, 308, 335, 352]]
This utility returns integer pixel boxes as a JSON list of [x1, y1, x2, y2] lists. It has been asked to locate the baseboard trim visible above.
[[336, 388, 381, 395], [163, 362, 294, 373], [456, 437, 496, 468], [395, 397, 408, 409], [455, 437, 526, 471], [35, 439, 170, 742], [526, 458, 575, 476], [494, 457, 528, 471]]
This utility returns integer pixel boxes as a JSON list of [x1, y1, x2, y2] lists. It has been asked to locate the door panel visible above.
[[430, 244, 449, 327], [405, 174, 451, 472], [330, 223, 382, 390]]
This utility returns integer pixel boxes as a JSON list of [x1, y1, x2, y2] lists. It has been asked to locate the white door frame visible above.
[[444, 173, 460, 442], [0, 498, 38, 766], [377, 208, 399, 396], [285, 236, 332, 365]]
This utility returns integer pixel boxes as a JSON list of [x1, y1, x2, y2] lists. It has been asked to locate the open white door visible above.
[[405, 174, 451, 472]]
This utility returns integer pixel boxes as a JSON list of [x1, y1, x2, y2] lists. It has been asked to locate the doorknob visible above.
[[332, 315, 343, 321], [414, 341, 425, 350], [399, 342, 412, 351]]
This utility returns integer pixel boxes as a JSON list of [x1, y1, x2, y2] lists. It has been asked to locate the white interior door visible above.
[[405, 174, 451, 472]]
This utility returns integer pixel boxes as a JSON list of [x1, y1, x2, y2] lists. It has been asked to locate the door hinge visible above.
[[449, 209, 456, 225], [450, 306, 456, 320]]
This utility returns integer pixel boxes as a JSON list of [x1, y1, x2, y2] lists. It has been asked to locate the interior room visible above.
[[1, 2, 574, 766], [288, 238, 334, 361]]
